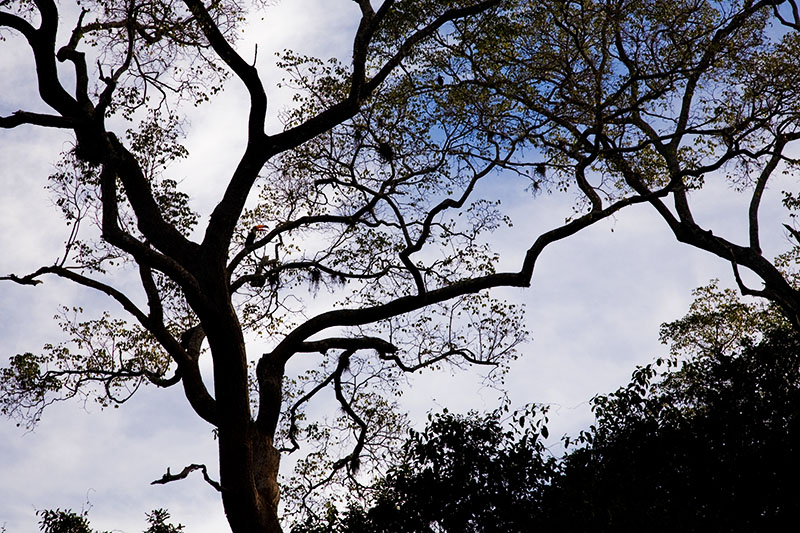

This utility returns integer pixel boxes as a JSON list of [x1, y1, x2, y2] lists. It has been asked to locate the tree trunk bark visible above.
[[201, 300, 284, 532], [218, 425, 283, 533]]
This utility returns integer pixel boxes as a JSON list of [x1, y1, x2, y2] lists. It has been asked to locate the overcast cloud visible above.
[[1, 1, 794, 531]]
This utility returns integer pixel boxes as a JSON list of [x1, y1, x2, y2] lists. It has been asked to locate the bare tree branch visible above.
[[331, 350, 366, 475], [182, 0, 267, 141], [0, 110, 75, 129], [269, 186, 672, 364], [151, 463, 223, 492], [296, 337, 398, 355]]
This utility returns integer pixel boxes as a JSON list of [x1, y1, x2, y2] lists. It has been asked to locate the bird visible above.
[[245, 224, 268, 247]]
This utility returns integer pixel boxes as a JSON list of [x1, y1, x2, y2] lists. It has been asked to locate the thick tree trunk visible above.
[[253, 433, 283, 526], [200, 293, 284, 533], [218, 425, 283, 533]]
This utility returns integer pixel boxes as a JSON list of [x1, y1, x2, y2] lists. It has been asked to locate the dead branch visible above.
[[151, 463, 222, 492]]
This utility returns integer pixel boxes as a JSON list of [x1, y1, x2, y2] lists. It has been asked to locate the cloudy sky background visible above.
[[1, 1, 795, 531]]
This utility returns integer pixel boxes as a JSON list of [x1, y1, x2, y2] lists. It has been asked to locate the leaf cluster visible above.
[[35, 507, 182, 533], [0, 306, 174, 428]]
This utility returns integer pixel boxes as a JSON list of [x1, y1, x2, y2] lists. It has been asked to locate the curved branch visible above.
[[279, 349, 367, 475], [730, 259, 769, 300], [331, 350, 366, 475], [139, 262, 164, 325], [278, 369, 335, 454], [399, 153, 504, 295], [2, 265, 150, 324], [23, 0, 82, 119], [275, 338, 396, 454], [181, 0, 267, 141], [643, 197, 800, 320], [174, 325, 218, 426], [0, 10, 36, 39], [272, 187, 669, 362], [748, 137, 786, 253], [143, 367, 182, 388], [1, 265, 218, 426], [55, 8, 90, 107], [296, 336, 398, 356], [574, 148, 602, 212], [774, 0, 800, 29], [377, 346, 497, 374]]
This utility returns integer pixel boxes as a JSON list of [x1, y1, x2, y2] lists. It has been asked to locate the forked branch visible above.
[[151, 463, 222, 492]]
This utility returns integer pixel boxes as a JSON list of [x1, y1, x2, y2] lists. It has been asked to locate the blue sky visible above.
[[1, 1, 795, 531]]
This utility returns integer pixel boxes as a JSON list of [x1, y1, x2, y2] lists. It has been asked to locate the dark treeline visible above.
[[297, 287, 800, 532]]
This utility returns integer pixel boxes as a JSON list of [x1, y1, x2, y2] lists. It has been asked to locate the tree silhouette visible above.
[[3, 0, 800, 531]]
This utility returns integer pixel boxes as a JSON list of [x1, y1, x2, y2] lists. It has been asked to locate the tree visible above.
[[37, 507, 183, 533], [292, 405, 556, 533], [3, 1, 800, 531], [309, 282, 800, 532], [37, 508, 97, 533], [547, 285, 800, 531]]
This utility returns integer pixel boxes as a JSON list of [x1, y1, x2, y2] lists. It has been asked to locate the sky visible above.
[[0, 1, 795, 532]]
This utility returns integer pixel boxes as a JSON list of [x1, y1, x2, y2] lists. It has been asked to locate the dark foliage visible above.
[[293, 406, 556, 533], [306, 326, 800, 532], [549, 326, 800, 532], [35, 508, 182, 533]]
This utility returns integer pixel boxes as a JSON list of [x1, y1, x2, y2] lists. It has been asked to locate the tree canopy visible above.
[[550, 286, 800, 531], [4, 0, 800, 531]]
